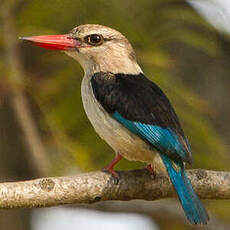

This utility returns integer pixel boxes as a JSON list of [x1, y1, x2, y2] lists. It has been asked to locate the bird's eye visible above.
[[85, 34, 103, 46]]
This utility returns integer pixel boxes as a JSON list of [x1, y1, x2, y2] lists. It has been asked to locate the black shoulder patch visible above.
[[91, 72, 117, 113], [91, 72, 180, 127]]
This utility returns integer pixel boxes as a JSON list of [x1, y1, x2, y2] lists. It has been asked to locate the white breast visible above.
[[81, 74, 159, 164]]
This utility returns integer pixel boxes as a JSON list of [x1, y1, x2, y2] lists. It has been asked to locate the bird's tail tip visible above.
[[160, 153, 209, 225], [186, 205, 209, 226], [181, 169, 209, 225]]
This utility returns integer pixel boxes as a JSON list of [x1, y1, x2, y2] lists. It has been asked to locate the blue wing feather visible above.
[[113, 111, 188, 161]]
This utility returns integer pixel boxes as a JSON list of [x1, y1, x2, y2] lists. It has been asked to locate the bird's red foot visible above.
[[102, 153, 122, 179], [102, 167, 119, 178], [145, 164, 156, 178]]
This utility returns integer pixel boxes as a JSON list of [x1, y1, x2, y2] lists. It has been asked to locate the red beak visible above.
[[19, 34, 80, 51]]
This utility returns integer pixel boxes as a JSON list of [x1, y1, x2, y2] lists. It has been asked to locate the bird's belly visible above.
[[81, 77, 156, 163]]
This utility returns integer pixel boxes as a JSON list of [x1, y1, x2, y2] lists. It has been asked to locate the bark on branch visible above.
[[0, 169, 229, 209]]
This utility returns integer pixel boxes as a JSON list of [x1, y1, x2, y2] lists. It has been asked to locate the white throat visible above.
[[65, 51, 143, 76]]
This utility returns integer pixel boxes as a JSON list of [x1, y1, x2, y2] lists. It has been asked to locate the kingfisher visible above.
[[20, 24, 209, 225]]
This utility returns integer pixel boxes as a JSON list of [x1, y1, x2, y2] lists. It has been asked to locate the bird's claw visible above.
[[102, 153, 122, 184], [102, 167, 119, 178], [102, 168, 120, 184]]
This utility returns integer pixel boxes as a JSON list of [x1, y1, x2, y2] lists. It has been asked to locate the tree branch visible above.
[[0, 169, 229, 209]]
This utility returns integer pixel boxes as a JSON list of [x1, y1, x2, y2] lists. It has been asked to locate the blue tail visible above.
[[160, 153, 209, 225]]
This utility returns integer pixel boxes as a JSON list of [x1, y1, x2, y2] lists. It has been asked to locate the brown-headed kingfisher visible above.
[[20, 24, 209, 225]]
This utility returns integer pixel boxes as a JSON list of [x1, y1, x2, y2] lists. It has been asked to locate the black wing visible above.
[[91, 72, 192, 163]]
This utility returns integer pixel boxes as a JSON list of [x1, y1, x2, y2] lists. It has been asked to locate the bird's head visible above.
[[20, 24, 142, 75]]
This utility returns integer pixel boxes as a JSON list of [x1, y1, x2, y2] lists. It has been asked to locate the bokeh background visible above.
[[0, 0, 230, 229]]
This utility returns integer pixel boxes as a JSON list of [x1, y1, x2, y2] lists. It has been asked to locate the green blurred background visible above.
[[0, 0, 230, 229]]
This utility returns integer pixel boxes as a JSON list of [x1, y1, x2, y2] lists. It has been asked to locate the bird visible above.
[[20, 24, 209, 225]]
